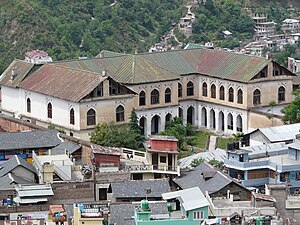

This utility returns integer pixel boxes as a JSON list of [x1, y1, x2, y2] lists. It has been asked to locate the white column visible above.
[[198, 105, 202, 128], [206, 107, 210, 130], [224, 112, 228, 134], [161, 115, 166, 132], [182, 106, 187, 125], [215, 109, 220, 132], [233, 113, 237, 134], [146, 115, 152, 136]]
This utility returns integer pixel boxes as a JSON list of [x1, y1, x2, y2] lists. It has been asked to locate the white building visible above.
[[25, 50, 53, 65], [282, 19, 300, 34]]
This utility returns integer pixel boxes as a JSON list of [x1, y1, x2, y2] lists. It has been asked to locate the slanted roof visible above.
[[173, 162, 248, 195], [110, 202, 168, 225], [248, 123, 300, 142], [178, 149, 226, 168], [0, 59, 34, 87], [0, 129, 61, 151], [51, 142, 81, 155], [96, 50, 128, 58], [0, 155, 36, 178], [18, 64, 109, 102], [162, 187, 209, 211], [0, 173, 35, 190], [252, 193, 276, 202], [140, 48, 271, 82], [110, 179, 170, 198], [16, 184, 54, 197], [91, 144, 122, 156]]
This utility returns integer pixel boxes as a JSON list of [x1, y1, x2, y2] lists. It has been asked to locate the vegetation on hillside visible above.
[[0, 0, 185, 73]]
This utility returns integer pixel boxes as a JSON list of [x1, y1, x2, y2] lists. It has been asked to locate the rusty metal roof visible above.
[[0, 59, 34, 87], [56, 55, 179, 84], [19, 64, 108, 102]]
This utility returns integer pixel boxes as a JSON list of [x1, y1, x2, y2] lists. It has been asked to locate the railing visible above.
[[125, 164, 180, 175]]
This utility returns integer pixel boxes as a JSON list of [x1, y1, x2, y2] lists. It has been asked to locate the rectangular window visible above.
[[160, 156, 166, 163], [193, 211, 204, 220]]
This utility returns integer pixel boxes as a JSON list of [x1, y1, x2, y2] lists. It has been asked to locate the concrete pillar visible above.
[[161, 115, 166, 132], [197, 105, 202, 129], [215, 109, 220, 132], [224, 112, 228, 134], [146, 116, 152, 136], [206, 107, 210, 130], [182, 106, 187, 125], [233, 113, 237, 134], [244, 170, 248, 180]]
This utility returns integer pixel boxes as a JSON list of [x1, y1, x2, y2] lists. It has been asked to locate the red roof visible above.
[[19, 64, 108, 102], [25, 50, 49, 58]]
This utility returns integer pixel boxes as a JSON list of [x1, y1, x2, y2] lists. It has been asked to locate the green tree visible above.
[[90, 121, 143, 150], [281, 88, 300, 124], [191, 158, 204, 168], [160, 117, 194, 150]]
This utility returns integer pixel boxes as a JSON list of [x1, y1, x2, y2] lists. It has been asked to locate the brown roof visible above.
[[0, 59, 34, 87], [18, 64, 108, 102], [252, 193, 276, 202], [91, 144, 122, 156]]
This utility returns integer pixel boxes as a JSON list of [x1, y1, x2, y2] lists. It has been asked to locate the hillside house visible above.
[[25, 50, 53, 65], [282, 19, 300, 34]]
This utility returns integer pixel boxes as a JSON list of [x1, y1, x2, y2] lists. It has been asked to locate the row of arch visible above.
[[139, 83, 286, 108]]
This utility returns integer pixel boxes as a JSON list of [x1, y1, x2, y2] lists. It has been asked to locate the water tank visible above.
[[141, 200, 149, 211]]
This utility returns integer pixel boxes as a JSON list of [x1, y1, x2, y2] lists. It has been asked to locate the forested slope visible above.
[[0, 0, 185, 72]]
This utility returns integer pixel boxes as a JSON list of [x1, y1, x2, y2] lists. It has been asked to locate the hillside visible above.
[[0, 0, 185, 72], [0, 0, 299, 73]]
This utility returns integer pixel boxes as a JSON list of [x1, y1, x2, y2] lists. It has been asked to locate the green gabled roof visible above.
[[114, 55, 179, 84], [140, 48, 271, 83], [96, 50, 127, 58], [184, 43, 202, 49]]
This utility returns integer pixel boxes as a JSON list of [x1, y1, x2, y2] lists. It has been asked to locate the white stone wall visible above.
[[1, 86, 22, 116]]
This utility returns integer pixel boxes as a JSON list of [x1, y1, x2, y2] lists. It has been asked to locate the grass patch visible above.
[[217, 137, 231, 149], [192, 131, 212, 149]]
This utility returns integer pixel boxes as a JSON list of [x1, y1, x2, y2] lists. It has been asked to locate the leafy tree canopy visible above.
[[281, 88, 300, 124]]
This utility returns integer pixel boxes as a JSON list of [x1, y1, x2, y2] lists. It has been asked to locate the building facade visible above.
[[0, 48, 295, 141]]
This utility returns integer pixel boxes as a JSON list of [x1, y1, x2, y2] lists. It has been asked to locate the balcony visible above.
[[125, 164, 180, 176]]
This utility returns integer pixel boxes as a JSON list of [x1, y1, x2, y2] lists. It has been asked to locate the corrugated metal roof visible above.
[[0, 59, 34, 87], [55, 48, 277, 84], [14, 196, 48, 204], [16, 184, 54, 197], [162, 187, 209, 211], [178, 149, 226, 168], [256, 123, 300, 142], [0, 155, 36, 177], [19, 64, 108, 102]]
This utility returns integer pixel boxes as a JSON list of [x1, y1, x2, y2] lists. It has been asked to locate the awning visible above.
[[14, 197, 48, 204]]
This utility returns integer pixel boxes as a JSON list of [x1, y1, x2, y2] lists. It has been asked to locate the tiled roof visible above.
[[0, 59, 34, 87], [18, 64, 108, 102], [26, 50, 49, 57], [0, 155, 36, 178], [91, 144, 122, 156], [110, 179, 170, 198], [0, 129, 61, 150], [173, 162, 249, 194]]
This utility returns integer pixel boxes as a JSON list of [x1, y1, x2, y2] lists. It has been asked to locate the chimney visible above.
[[11, 67, 16, 80], [102, 69, 107, 76]]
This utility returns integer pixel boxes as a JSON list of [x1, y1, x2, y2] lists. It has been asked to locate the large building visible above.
[[0, 48, 295, 140]]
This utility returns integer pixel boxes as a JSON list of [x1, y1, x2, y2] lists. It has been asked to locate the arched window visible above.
[[278, 86, 285, 102], [165, 88, 171, 103], [202, 82, 207, 97], [178, 83, 182, 97], [87, 109, 96, 126], [228, 113, 233, 130], [219, 86, 225, 100], [47, 102, 52, 119], [139, 91, 146, 106], [151, 89, 160, 104], [70, 108, 75, 125], [211, 84, 216, 98], [26, 98, 31, 113], [237, 89, 243, 104], [116, 105, 125, 122], [228, 87, 234, 102], [187, 81, 194, 96], [253, 89, 261, 105]]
